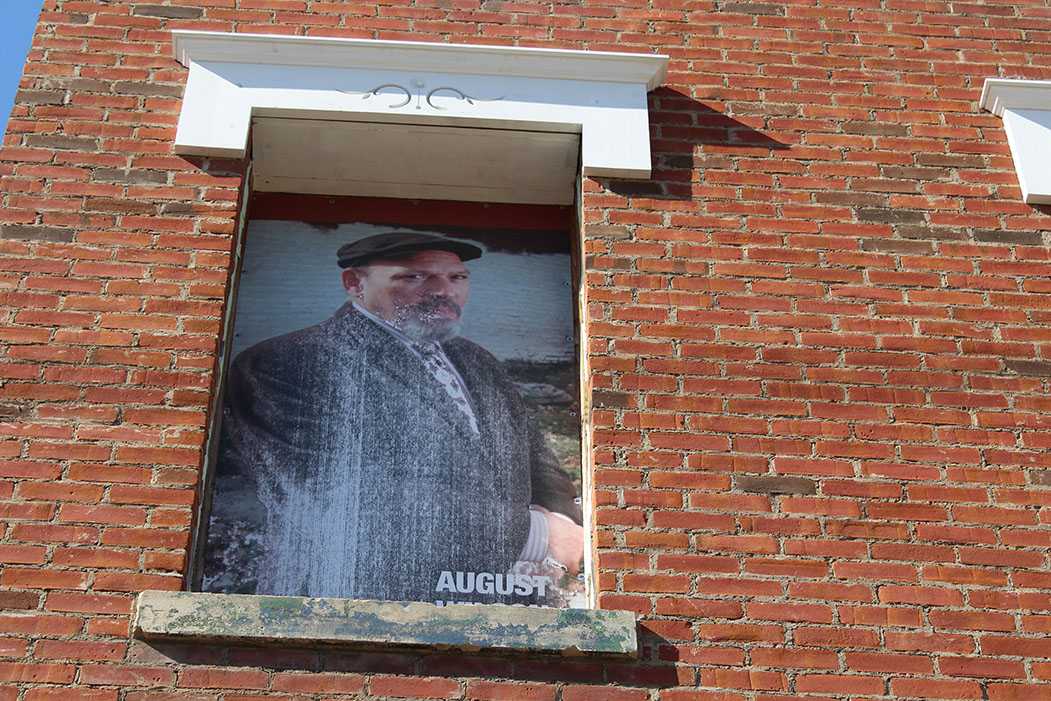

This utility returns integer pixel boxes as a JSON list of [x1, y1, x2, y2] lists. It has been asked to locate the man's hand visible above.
[[544, 510, 585, 576]]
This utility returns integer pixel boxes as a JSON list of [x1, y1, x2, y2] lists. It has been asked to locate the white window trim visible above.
[[981, 78, 1051, 205], [171, 31, 668, 181]]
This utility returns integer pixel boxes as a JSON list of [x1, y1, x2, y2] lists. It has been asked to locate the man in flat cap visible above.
[[207, 232, 583, 605]]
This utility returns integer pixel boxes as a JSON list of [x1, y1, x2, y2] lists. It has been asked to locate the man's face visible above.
[[343, 249, 470, 343]]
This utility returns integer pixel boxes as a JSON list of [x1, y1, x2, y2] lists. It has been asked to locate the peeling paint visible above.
[[134, 591, 636, 656]]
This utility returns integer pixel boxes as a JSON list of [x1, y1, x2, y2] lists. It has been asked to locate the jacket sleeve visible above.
[[527, 411, 584, 525], [215, 341, 304, 506], [204, 343, 292, 592]]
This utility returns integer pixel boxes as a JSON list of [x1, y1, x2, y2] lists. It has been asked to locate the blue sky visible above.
[[0, 0, 45, 136]]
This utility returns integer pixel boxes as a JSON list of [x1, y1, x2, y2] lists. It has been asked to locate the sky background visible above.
[[0, 0, 45, 136]]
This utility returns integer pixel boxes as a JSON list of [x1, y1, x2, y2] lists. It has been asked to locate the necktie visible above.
[[414, 343, 480, 435]]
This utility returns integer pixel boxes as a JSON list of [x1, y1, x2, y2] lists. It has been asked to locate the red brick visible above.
[[795, 674, 884, 695], [25, 690, 117, 701], [270, 673, 363, 694], [930, 610, 1016, 632], [846, 652, 933, 674], [890, 678, 983, 699], [466, 681, 555, 701], [989, 684, 1051, 701], [369, 677, 460, 699], [940, 657, 1026, 680], [0, 663, 75, 683], [35, 640, 127, 662], [81, 666, 175, 687], [1, 568, 87, 590], [44, 592, 133, 615], [562, 687, 647, 701]]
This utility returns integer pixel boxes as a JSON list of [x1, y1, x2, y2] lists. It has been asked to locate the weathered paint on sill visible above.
[[134, 591, 637, 657]]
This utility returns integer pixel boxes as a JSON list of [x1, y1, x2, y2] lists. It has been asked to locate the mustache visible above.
[[407, 297, 461, 317]]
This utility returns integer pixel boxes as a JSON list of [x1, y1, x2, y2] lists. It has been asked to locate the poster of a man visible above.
[[202, 217, 586, 608]]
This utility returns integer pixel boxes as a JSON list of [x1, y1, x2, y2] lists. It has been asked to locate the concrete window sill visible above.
[[134, 591, 637, 657]]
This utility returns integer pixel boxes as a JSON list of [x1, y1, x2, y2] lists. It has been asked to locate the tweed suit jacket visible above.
[[208, 303, 580, 604]]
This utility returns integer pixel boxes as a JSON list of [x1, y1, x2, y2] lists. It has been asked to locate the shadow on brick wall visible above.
[[130, 630, 683, 688], [594, 88, 789, 200]]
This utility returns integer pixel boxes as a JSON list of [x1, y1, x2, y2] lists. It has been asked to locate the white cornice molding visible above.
[[170, 31, 669, 187], [981, 78, 1051, 205], [980, 78, 1051, 116], [172, 30, 669, 91]]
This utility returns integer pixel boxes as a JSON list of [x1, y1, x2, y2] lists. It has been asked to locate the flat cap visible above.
[[337, 232, 483, 268]]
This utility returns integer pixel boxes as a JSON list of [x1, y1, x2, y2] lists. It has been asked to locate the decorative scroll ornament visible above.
[[358, 80, 503, 111], [361, 83, 412, 108]]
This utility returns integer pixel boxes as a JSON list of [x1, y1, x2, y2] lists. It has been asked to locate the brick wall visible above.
[[3, 0, 1051, 699]]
